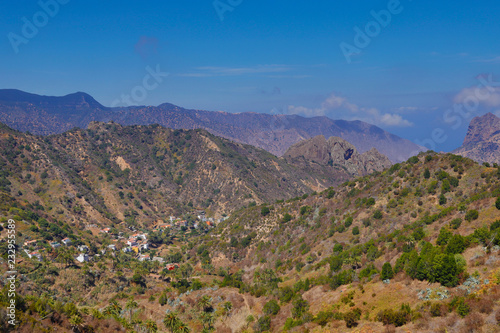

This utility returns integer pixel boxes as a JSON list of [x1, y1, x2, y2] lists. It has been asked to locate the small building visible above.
[[165, 263, 180, 271], [61, 238, 72, 246], [108, 244, 117, 251], [127, 240, 138, 247], [76, 253, 89, 263], [24, 239, 38, 247], [25, 250, 42, 261], [50, 242, 61, 249], [139, 243, 149, 251], [152, 256, 164, 263], [78, 245, 89, 253], [101, 228, 111, 233], [122, 247, 132, 253], [131, 233, 147, 240], [138, 254, 150, 261]]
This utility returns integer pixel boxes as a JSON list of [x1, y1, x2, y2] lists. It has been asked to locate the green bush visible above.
[[263, 299, 281, 316], [381, 262, 394, 280], [465, 209, 479, 221], [352, 226, 360, 235], [261, 206, 270, 216]]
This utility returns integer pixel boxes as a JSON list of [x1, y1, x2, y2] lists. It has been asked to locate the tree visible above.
[[439, 194, 447, 205], [197, 295, 213, 313], [431, 253, 460, 287], [281, 213, 293, 223], [222, 301, 233, 317], [373, 210, 383, 219], [352, 226, 360, 235], [445, 234, 466, 254], [144, 319, 158, 333], [125, 299, 138, 321], [496, 197, 500, 210], [69, 314, 84, 332], [260, 206, 270, 216], [465, 209, 479, 222], [200, 312, 215, 331], [423, 168, 430, 179], [163, 312, 180, 333], [291, 295, 309, 319], [263, 299, 281, 316], [255, 316, 271, 332], [381, 262, 394, 280]]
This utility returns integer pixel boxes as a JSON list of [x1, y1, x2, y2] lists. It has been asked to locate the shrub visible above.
[[352, 226, 360, 235], [465, 209, 479, 222], [449, 297, 470, 317], [261, 206, 270, 216], [464, 312, 484, 332], [344, 216, 353, 228], [314, 311, 333, 327], [496, 197, 500, 210], [291, 296, 309, 319], [430, 303, 445, 317], [373, 210, 383, 219], [381, 262, 394, 280], [439, 194, 447, 205], [344, 308, 361, 328], [254, 315, 271, 332], [281, 213, 292, 223], [263, 300, 281, 316], [450, 218, 462, 229]]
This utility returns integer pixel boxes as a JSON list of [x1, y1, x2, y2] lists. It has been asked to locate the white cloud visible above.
[[454, 86, 500, 108], [287, 93, 413, 127]]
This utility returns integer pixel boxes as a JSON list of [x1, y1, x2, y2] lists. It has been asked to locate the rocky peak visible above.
[[462, 112, 500, 146], [454, 112, 500, 164], [285, 136, 392, 176]]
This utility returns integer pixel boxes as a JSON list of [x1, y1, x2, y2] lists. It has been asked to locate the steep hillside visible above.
[[0, 121, 355, 226], [0, 89, 424, 162], [454, 112, 500, 164], [2, 134, 500, 332]]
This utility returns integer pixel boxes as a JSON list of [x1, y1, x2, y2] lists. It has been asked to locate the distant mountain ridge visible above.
[[0, 89, 424, 162], [453, 112, 500, 164]]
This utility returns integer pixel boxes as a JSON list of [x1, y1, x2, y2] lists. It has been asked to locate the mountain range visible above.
[[0, 89, 424, 163]]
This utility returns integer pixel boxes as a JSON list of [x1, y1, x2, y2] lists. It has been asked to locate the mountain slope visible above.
[[453, 112, 500, 164], [0, 89, 424, 162], [0, 121, 357, 226], [284, 135, 392, 176]]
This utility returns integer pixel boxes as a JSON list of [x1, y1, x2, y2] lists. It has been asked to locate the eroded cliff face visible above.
[[285, 135, 392, 176], [454, 112, 500, 164]]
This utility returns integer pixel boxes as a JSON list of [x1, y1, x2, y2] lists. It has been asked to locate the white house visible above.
[[61, 238, 72, 246], [29, 251, 43, 261], [152, 256, 164, 263], [122, 247, 132, 253], [138, 254, 150, 261], [127, 240, 138, 247], [108, 244, 117, 251], [76, 253, 89, 263], [139, 243, 149, 251]]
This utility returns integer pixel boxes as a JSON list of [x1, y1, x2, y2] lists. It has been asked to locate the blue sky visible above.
[[1, 0, 500, 151]]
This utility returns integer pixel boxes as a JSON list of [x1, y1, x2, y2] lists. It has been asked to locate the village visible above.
[[19, 211, 227, 271]]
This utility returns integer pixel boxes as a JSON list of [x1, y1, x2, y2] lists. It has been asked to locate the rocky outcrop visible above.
[[284, 135, 392, 176], [453, 113, 500, 164]]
